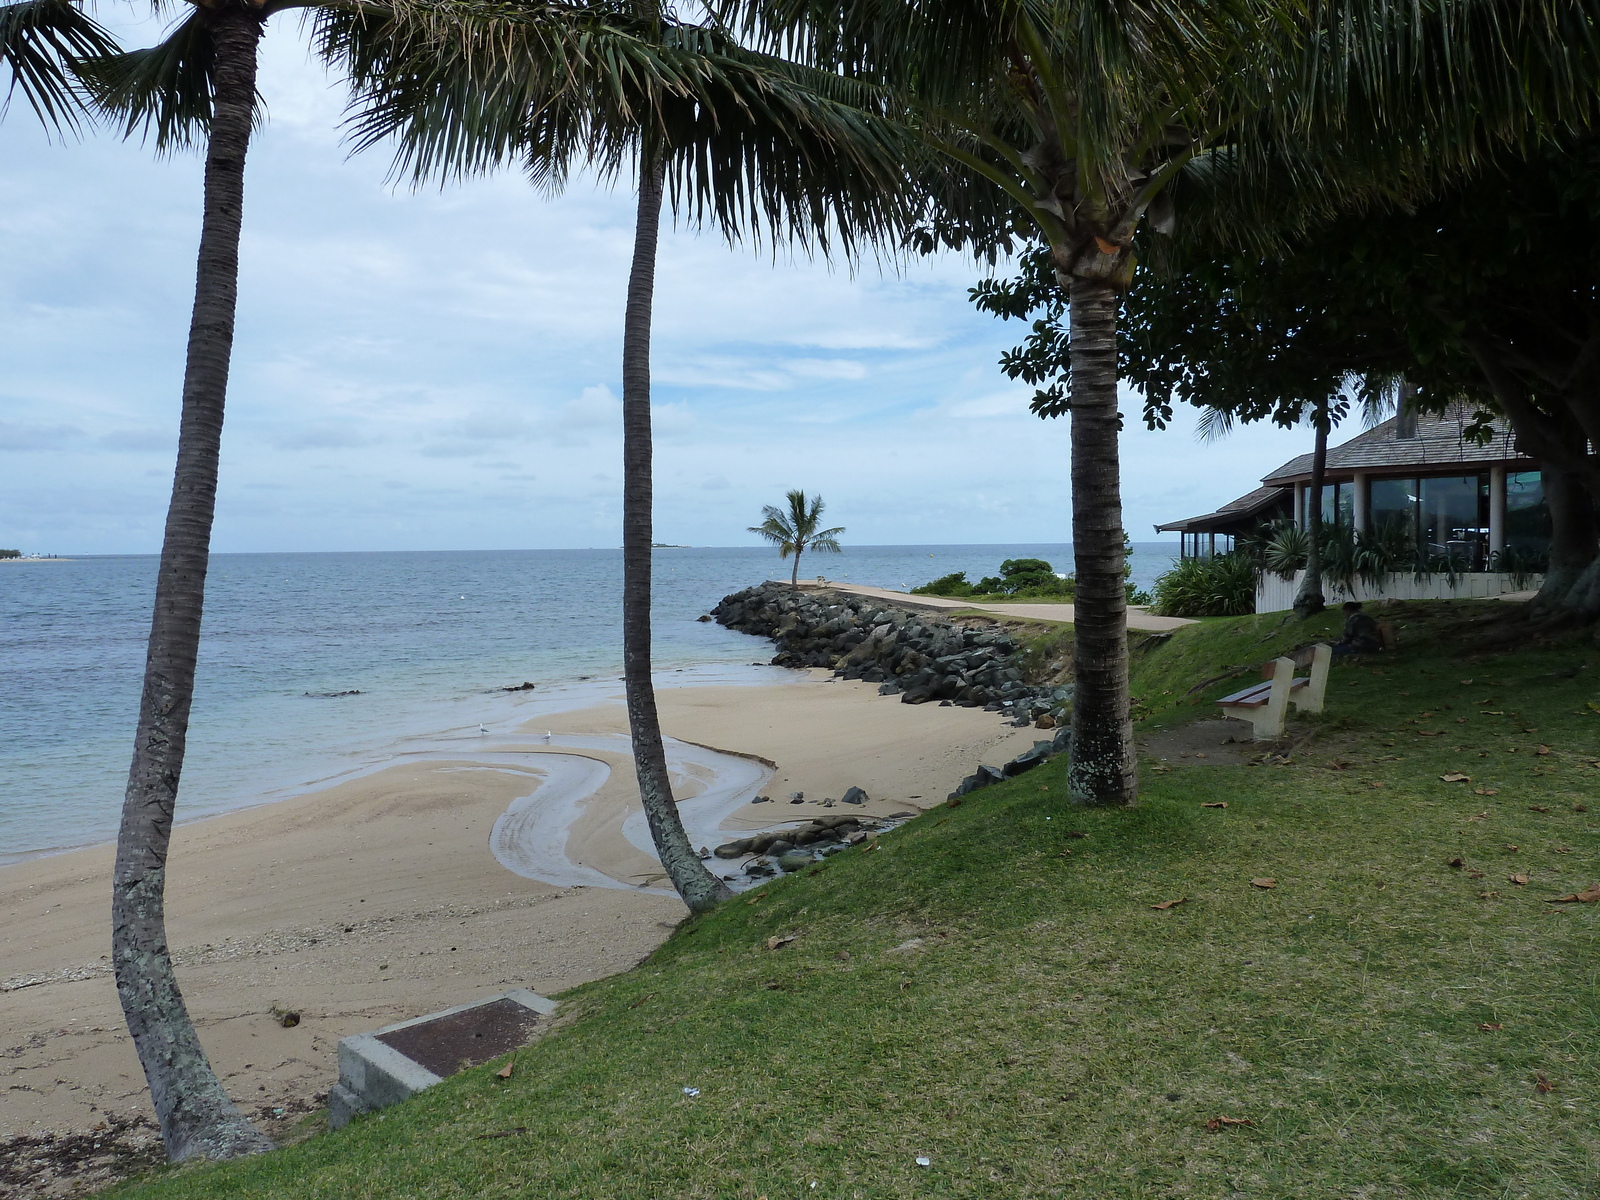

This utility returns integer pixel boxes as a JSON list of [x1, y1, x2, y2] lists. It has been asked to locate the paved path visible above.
[[812, 582, 1196, 631]]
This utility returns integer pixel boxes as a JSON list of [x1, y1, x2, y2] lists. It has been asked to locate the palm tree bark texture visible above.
[[1062, 277, 1137, 807], [621, 155, 734, 913], [110, 1, 273, 1163]]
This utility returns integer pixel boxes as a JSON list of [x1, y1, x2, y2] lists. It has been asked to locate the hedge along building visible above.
[[1156, 406, 1552, 613]]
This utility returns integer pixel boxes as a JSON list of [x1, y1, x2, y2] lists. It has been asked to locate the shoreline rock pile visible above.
[[711, 582, 1070, 725], [713, 812, 885, 875]]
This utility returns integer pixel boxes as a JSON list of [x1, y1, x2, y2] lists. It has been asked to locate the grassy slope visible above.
[[116, 603, 1599, 1199]]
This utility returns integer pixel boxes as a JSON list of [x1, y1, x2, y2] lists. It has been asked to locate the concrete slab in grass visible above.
[[329, 988, 557, 1129]]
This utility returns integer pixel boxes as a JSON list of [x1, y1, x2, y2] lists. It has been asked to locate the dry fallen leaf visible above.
[[1478, 1022, 1503, 1031], [1554, 846, 1572, 853], [1251, 877, 1277, 890], [1474, 788, 1498, 796], [1505, 844, 1520, 852], [1537, 745, 1552, 756], [1468, 811, 1490, 821], [745, 892, 769, 905], [1510, 873, 1530, 886], [1205, 1116, 1254, 1132], [1576, 803, 1590, 813], [1480, 890, 1501, 899], [1201, 802, 1228, 809], [1545, 883, 1600, 904], [1529, 805, 1551, 813], [1447, 857, 1465, 869], [1535, 1074, 1555, 1094], [1418, 730, 1445, 737], [1441, 772, 1471, 783], [1151, 897, 1189, 910], [496, 1060, 515, 1080], [765, 934, 797, 951]]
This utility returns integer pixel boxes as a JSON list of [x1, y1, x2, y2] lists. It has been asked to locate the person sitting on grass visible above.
[[1333, 600, 1383, 657]]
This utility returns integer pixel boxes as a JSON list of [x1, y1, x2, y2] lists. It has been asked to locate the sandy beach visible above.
[[0, 671, 1044, 1147]]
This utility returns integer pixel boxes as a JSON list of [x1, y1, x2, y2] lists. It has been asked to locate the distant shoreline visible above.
[[0, 557, 71, 563]]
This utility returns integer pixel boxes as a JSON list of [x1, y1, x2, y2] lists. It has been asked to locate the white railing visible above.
[[1255, 570, 1542, 614]]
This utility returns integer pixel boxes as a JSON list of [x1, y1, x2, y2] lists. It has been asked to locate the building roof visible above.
[[1261, 407, 1530, 485], [1154, 485, 1291, 534]]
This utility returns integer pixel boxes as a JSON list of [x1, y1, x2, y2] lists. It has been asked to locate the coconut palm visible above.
[[334, 0, 911, 912], [717, 0, 1284, 807], [749, 490, 844, 586], [1, 0, 116, 130], [80, 0, 287, 1164]]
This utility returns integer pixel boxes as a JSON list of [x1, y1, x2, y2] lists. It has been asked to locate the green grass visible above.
[[115, 603, 1600, 1199]]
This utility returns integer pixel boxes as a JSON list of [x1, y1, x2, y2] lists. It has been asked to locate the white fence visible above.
[[1255, 570, 1541, 614]]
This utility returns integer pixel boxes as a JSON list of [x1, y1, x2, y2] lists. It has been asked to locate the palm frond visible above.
[[78, 7, 223, 151], [0, 0, 119, 132]]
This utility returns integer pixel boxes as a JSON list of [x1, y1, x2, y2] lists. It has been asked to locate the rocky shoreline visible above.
[[711, 582, 1071, 723]]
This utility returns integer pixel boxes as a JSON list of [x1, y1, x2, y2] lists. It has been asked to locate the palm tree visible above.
[[718, 0, 1286, 807], [749, 490, 844, 587], [81, 0, 281, 1165], [337, 0, 909, 912], [1, 0, 115, 130]]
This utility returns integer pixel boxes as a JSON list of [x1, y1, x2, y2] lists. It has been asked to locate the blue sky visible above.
[[0, 6, 1313, 555]]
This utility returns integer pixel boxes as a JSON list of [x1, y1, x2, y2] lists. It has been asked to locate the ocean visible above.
[[0, 543, 1176, 863]]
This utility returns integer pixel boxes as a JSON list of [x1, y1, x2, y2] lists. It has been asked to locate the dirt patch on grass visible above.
[[1140, 719, 1265, 765]]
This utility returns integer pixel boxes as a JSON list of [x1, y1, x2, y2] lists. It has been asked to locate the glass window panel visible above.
[[1421, 475, 1487, 568], [1320, 483, 1356, 526], [1370, 478, 1419, 551], [1504, 470, 1550, 557]]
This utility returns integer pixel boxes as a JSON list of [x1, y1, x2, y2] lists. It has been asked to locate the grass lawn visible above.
[[114, 602, 1599, 1198]]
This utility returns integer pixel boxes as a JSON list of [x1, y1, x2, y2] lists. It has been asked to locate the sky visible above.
[[0, 6, 1314, 556]]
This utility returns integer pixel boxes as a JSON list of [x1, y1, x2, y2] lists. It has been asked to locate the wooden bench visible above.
[[1215, 644, 1332, 739]]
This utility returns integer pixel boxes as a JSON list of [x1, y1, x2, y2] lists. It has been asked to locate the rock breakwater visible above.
[[711, 582, 1070, 725]]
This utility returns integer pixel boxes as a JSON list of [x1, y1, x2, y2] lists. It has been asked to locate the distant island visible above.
[[651, 543, 690, 548]]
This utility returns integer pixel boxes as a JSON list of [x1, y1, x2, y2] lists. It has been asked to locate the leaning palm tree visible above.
[[83, 0, 281, 1164], [749, 489, 844, 586], [334, 0, 912, 912], [85, 0, 709, 1154]]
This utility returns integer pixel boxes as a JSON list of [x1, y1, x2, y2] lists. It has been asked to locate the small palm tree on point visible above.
[[750, 490, 845, 587]]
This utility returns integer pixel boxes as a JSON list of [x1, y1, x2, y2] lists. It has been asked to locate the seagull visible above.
[[478, 724, 489, 735], [542, 731, 552, 743]]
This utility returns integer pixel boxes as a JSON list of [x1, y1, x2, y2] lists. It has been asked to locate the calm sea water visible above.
[[0, 543, 1175, 862]]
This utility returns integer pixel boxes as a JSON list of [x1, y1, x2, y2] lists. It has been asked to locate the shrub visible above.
[[1150, 553, 1258, 617], [910, 571, 976, 597]]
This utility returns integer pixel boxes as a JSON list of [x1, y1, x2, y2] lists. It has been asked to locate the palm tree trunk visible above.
[[790, 548, 800, 587], [621, 155, 733, 913], [1064, 278, 1137, 807], [1295, 418, 1328, 617], [110, 6, 272, 1164]]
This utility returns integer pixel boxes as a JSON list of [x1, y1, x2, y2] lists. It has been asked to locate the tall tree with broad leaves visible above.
[[331, 0, 914, 911], [1, 0, 117, 130], [1116, 137, 1600, 626], [749, 489, 844, 586]]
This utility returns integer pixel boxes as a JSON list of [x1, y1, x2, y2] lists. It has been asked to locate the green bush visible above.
[[1149, 552, 1257, 617], [909, 571, 976, 597]]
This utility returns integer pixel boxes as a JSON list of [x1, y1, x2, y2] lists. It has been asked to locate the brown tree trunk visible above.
[[790, 549, 800, 587], [1532, 463, 1600, 619], [621, 155, 733, 913], [1294, 418, 1328, 617], [1064, 278, 1137, 807], [110, 5, 272, 1164]]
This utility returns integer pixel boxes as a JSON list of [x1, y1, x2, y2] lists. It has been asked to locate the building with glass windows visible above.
[[1156, 406, 1550, 609]]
